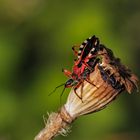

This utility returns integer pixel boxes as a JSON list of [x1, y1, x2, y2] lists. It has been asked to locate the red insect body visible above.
[[62, 36, 100, 99], [63, 35, 99, 79], [51, 35, 134, 99]]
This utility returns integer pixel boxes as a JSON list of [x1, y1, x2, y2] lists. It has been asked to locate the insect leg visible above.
[[48, 83, 65, 96], [74, 81, 83, 100], [82, 61, 93, 71], [62, 68, 72, 78], [85, 78, 98, 89], [72, 45, 80, 56], [82, 57, 100, 72], [80, 80, 84, 102]]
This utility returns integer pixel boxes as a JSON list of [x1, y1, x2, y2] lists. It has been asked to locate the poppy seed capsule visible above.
[[35, 44, 138, 140], [64, 51, 138, 119], [64, 65, 121, 119]]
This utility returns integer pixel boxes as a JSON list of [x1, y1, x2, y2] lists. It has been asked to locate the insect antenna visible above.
[[60, 86, 66, 104], [60, 86, 66, 97], [48, 83, 65, 96]]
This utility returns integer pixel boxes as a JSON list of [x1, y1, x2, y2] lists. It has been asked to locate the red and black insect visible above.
[[61, 35, 103, 98], [50, 35, 135, 99], [62, 37, 131, 97], [50, 35, 101, 98]]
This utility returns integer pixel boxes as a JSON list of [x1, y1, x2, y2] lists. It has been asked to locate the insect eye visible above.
[[66, 79, 74, 85]]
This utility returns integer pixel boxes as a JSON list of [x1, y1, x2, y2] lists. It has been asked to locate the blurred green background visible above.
[[0, 0, 140, 140]]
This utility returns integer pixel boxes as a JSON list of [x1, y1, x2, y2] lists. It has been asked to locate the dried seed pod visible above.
[[35, 45, 138, 140], [64, 65, 119, 119]]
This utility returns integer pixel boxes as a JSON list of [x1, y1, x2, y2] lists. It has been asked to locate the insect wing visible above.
[[78, 35, 99, 61]]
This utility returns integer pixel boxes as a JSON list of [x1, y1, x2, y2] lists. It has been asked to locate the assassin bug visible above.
[[50, 35, 101, 99], [62, 35, 104, 99], [63, 38, 136, 97], [50, 35, 138, 99]]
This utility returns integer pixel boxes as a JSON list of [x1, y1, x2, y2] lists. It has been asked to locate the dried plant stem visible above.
[[34, 107, 74, 140]]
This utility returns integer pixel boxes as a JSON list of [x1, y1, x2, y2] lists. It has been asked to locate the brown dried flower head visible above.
[[64, 47, 138, 119], [35, 40, 138, 140]]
